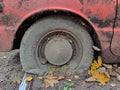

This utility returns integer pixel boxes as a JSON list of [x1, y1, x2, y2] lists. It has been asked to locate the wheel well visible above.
[[12, 10, 101, 58]]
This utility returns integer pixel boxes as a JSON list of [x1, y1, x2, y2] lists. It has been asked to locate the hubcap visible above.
[[37, 30, 78, 67], [45, 37, 73, 65]]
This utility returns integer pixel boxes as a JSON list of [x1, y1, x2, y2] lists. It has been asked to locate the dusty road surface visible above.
[[0, 50, 120, 90]]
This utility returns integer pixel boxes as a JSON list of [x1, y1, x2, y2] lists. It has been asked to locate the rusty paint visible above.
[[0, 0, 119, 63], [80, 0, 115, 20]]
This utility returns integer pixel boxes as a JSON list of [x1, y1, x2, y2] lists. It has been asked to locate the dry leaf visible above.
[[115, 67, 120, 74], [58, 75, 65, 80], [98, 67, 106, 73], [74, 75, 79, 79], [45, 75, 57, 79], [88, 70, 91, 75], [44, 75, 59, 88], [26, 76, 33, 82], [38, 76, 43, 80], [81, 22, 86, 26], [103, 64, 112, 69], [113, 64, 118, 68], [66, 79, 72, 82], [45, 80, 50, 88], [104, 71, 110, 78], [85, 77, 96, 82], [116, 73, 120, 81], [110, 83, 117, 87], [92, 46, 101, 51]]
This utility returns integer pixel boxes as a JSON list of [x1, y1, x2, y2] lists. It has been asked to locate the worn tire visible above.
[[20, 16, 93, 74]]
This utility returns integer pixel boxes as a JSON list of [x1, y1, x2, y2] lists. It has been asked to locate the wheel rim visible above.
[[36, 29, 81, 67]]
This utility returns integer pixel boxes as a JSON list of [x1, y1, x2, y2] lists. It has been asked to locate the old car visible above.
[[0, 0, 120, 74]]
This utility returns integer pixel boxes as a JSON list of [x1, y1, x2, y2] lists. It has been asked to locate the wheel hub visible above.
[[45, 37, 73, 65]]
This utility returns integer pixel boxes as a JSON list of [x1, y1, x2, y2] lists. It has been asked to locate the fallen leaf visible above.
[[66, 79, 72, 82], [90, 70, 109, 85], [115, 67, 120, 74], [44, 75, 59, 88], [74, 75, 79, 79], [92, 46, 101, 51], [104, 71, 110, 78], [58, 75, 65, 80], [91, 56, 102, 70], [98, 67, 106, 73], [98, 56, 102, 67], [38, 76, 43, 80], [113, 64, 118, 68], [103, 64, 112, 69], [116, 73, 120, 81], [110, 83, 117, 87], [45, 75, 57, 80], [81, 22, 86, 26], [26, 76, 33, 82], [88, 70, 91, 75], [85, 77, 96, 82], [90, 56, 110, 85], [45, 80, 50, 88]]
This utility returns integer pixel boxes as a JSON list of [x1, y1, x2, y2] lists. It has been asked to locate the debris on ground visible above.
[[92, 46, 101, 51], [87, 56, 120, 86], [1, 50, 120, 90]]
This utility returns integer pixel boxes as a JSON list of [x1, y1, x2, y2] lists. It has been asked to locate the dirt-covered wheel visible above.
[[20, 16, 93, 75]]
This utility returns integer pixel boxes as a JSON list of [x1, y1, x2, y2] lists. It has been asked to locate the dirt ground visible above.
[[0, 50, 120, 90]]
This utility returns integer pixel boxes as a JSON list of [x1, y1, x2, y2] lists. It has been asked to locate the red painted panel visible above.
[[111, 0, 120, 56], [0, 0, 119, 63]]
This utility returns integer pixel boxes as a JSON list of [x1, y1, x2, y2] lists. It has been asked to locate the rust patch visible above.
[[90, 17, 113, 28], [0, 4, 3, 13], [80, 0, 115, 20], [2, 15, 13, 26], [100, 30, 112, 39], [0, 0, 4, 13], [18, 0, 24, 8], [2, 14, 20, 26], [79, 0, 83, 4]]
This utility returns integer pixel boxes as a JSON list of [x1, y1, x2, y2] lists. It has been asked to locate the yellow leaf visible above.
[[90, 69, 109, 85], [98, 56, 102, 67], [90, 56, 110, 85], [26, 76, 33, 82], [91, 56, 102, 71], [45, 80, 50, 88]]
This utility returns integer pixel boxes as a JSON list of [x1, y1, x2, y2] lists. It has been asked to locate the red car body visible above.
[[0, 0, 120, 63]]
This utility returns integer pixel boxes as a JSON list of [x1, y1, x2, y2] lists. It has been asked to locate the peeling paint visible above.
[[80, 0, 115, 20], [90, 17, 113, 28], [2, 14, 20, 26]]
